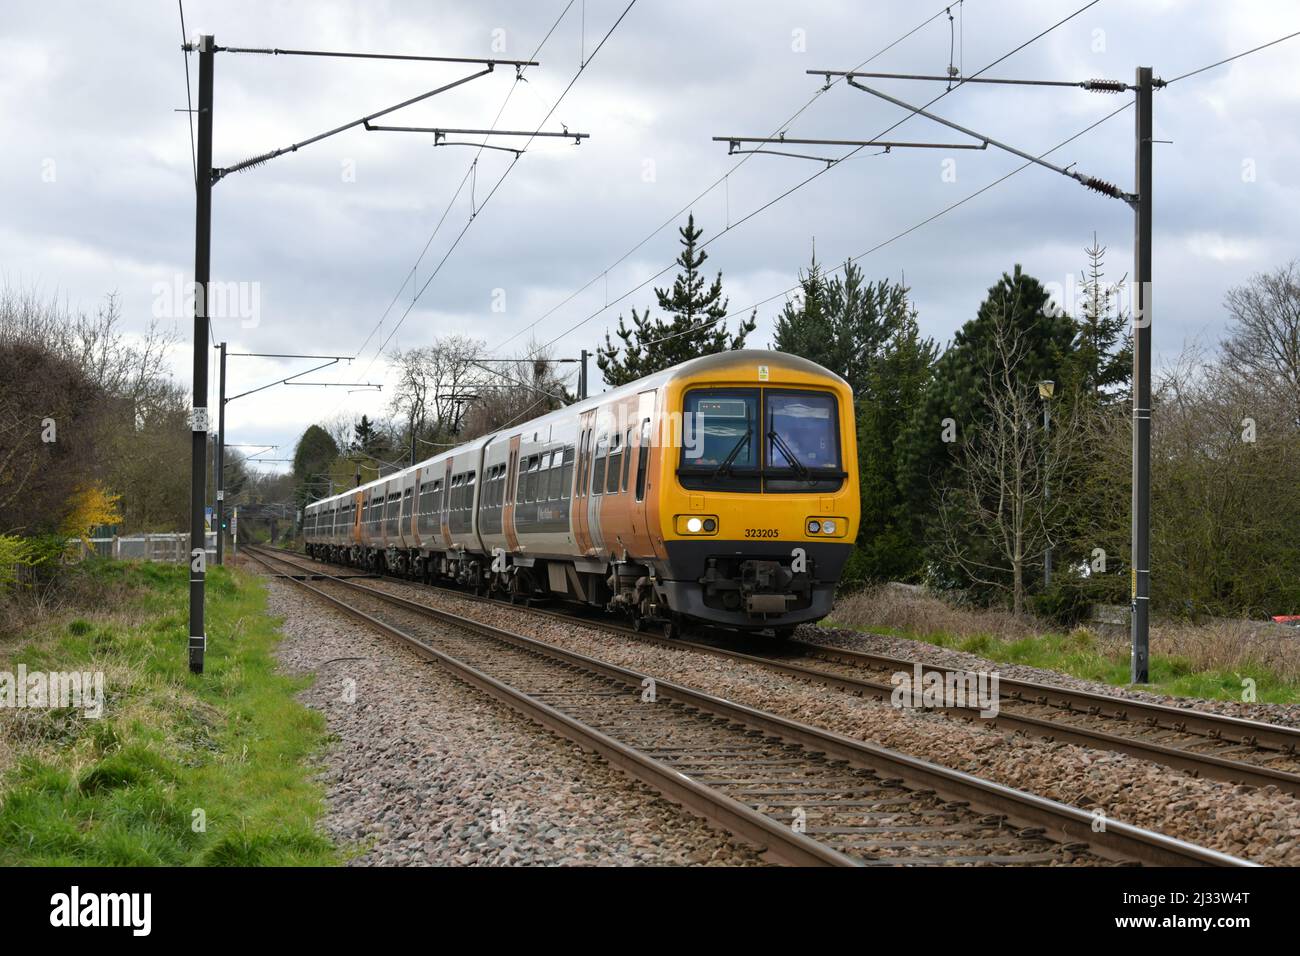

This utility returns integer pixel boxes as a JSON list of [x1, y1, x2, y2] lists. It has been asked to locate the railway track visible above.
[[247, 545, 1251, 867], [263, 545, 1300, 797]]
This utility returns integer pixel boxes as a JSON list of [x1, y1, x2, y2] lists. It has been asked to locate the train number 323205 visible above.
[[744, 528, 780, 538]]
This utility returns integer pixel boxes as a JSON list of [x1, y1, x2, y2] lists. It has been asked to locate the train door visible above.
[[503, 434, 521, 553], [573, 408, 597, 555], [439, 459, 453, 549], [628, 389, 658, 557]]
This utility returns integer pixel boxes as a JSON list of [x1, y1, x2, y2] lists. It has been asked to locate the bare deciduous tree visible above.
[[935, 312, 1083, 615], [1222, 260, 1300, 428]]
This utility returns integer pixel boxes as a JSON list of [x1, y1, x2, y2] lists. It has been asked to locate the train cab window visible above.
[[763, 391, 844, 492], [677, 389, 761, 492], [635, 418, 652, 501], [560, 446, 575, 500], [605, 433, 622, 495], [591, 433, 608, 497]]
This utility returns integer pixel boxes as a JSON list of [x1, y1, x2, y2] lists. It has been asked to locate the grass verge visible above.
[[0, 561, 336, 865], [827, 586, 1300, 705]]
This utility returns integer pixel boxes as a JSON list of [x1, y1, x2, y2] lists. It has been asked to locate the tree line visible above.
[[285, 211, 1300, 622]]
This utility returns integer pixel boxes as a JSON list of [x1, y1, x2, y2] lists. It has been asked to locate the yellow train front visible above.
[[640, 350, 859, 636]]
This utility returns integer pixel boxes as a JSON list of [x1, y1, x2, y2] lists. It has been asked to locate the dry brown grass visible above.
[[1146, 618, 1300, 685], [830, 584, 1300, 685], [831, 584, 1044, 643]]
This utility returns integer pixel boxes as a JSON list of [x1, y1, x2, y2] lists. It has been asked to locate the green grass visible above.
[[821, 619, 1300, 705], [0, 561, 337, 866]]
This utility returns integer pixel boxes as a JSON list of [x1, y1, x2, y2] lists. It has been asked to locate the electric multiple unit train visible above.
[[302, 350, 859, 636]]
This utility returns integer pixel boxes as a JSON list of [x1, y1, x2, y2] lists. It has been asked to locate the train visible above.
[[302, 349, 859, 637]]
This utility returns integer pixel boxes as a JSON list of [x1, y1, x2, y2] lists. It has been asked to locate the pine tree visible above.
[[293, 424, 340, 507], [772, 256, 904, 398], [895, 265, 1077, 590], [351, 415, 380, 455], [1067, 234, 1131, 397], [596, 214, 756, 386], [853, 307, 938, 582]]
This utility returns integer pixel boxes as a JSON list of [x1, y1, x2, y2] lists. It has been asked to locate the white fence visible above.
[[70, 533, 218, 564]]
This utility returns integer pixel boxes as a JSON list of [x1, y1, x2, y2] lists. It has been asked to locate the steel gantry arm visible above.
[[841, 77, 1134, 204]]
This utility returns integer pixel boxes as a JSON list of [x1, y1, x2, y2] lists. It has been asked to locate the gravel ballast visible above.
[[263, 577, 766, 866], [343, 574, 1300, 866]]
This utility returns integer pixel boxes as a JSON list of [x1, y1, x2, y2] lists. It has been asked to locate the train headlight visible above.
[[675, 515, 719, 535], [806, 517, 847, 537]]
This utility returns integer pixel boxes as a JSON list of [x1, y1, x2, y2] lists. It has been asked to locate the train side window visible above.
[[560, 446, 575, 500], [530, 454, 544, 502], [515, 457, 527, 505], [635, 418, 652, 501], [606, 432, 622, 495], [464, 472, 476, 511], [592, 433, 608, 497], [543, 452, 557, 500], [621, 426, 634, 492], [524, 456, 537, 502], [546, 453, 560, 500]]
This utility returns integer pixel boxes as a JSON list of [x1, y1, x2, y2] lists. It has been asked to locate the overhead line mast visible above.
[[181, 32, 559, 675], [760, 64, 1152, 680]]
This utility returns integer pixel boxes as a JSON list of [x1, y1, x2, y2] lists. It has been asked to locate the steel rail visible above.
[[249, 547, 1254, 867], [266, 546, 1300, 794], [247, 547, 851, 866]]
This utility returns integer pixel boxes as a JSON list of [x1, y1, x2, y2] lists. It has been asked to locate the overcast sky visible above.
[[2, 1, 1297, 472]]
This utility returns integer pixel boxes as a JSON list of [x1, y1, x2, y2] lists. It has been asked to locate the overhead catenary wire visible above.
[[636, 100, 1136, 352], [529, 0, 1104, 357], [1163, 28, 1300, 85], [627, 23, 1300, 353], [178, 0, 197, 188], [344, 0, 582, 366], [351, 0, 639, 382], [487, 0, 963, 358]]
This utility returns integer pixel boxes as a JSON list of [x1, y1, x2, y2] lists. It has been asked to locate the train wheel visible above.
[[662, 614, 685, 641], [773, 626, 796, 640]]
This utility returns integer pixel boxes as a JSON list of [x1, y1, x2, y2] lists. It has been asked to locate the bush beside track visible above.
[[0, 561, 336, 865]]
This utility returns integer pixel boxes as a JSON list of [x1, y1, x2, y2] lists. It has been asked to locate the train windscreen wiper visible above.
[[711, 423, 752, 480], [767, 430, 809, 479]]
